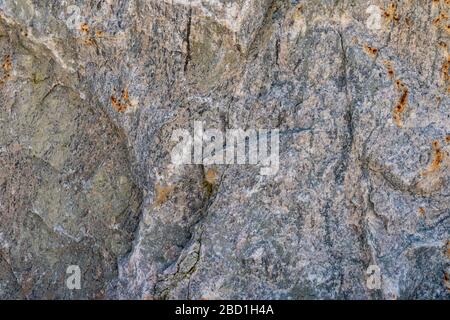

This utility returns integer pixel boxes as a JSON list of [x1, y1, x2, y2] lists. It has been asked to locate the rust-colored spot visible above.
[[203, 169, 218, 197], [446, 135, 450, 143], [404, 17, 413, 26], [393, 86, 409, 128], [395, 79, 407, 91], [111, 95, 118, 106], [111, 95, 124, 113], [433, 140, 440, 149], [384, 60, 395, 79], [121, 88, 130, 102], [363, 44, 378, 58], [443, 60, 449, 82], [205, 168, 218, 185], [433, 11, 449, 33], [154, 183, 174, 207], [2, 54, 12, 73], [399, 89, 408, 105], [289, 3, 304, 22], [418, 207, 425, 217], [84, 38, 95, 46], [80, 23, 89, 33], [384, 3, 399, 23], [1, 54, 12, 83], [392, 113, 402, 127], [422, 140, 445, 175], [111, 88, 133, 113], [433, 16, 441, 26], [95, 30, 104, 38]]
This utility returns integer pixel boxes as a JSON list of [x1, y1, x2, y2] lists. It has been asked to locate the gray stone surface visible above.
[[0, 0, 449, 299]]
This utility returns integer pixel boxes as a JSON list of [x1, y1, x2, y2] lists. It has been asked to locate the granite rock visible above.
[[0, 0, 449, 299]]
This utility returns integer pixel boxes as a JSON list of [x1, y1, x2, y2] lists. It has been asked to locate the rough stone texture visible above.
[[0, 0, 449, 299]]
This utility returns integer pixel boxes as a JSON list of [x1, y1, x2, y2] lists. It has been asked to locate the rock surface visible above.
[[0, 0, 449, 299]]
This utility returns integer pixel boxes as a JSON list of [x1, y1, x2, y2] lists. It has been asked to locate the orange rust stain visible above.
[[80, 23, 89, 33], [363, 44, 378, 58], [2, 55, 12, 73], [441, 54, 450, 92], [433, 12, 448, 25], [84, 38, 95, 46], [111, 88, 133, 113], [383, 60, 395, 79], [205, 168, 218, 185], [438, 41, 448, 49], [80, 24, 107, 45], [293, 4, 303, 18], [404, 17, 413, 26], [418, 207, 425, 217], [432, 0, 440, 11], [443, 58, 449, 82], [422, 140, 445, 175], [395, 79, 407, 91], [384, 3, 400, 23], [111, 95, 119, 109], [393, 82, 409, 128], [433, 11, 450, 35], [121, 88, 130, 102], [154, 183, 174, 207], [110, 95, 126, 113], [433, 16, 440, 26], [1, 54, 12, 84], [384, 62, 410, 127], [79, 24, 106, 44]]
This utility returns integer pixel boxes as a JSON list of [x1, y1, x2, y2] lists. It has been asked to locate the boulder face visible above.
[[0, 0, 449, 300]]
